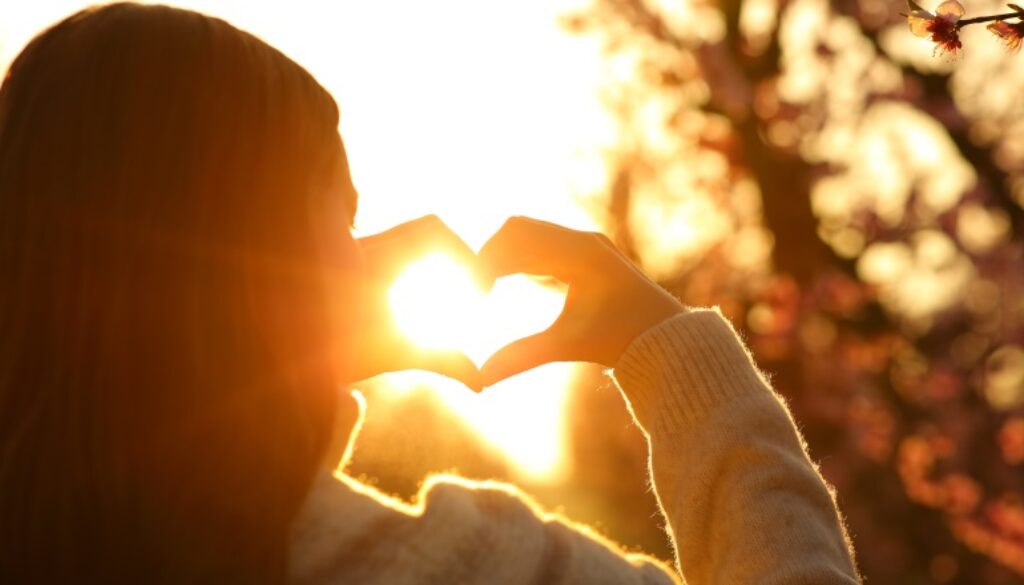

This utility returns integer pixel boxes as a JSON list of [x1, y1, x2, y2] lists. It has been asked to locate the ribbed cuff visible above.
[[611, 308, 769, 433]]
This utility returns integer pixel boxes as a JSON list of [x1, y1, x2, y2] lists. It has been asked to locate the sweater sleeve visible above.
[[612, 308, 861, 585], [290, 308, 860, 584]]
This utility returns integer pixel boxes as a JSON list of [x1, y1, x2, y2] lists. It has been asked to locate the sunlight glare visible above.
[[386, 254, 571, 481], [383, 364, 575, 482], [389, 254, 481, 353], [1, 0, 606, 484], [388, 254, 567, 367]]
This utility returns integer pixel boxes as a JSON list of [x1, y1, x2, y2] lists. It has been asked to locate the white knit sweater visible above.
[[288, 308, 861, 584]]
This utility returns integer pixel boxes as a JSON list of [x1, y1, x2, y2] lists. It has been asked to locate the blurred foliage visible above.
[[9, 2, 1022, 582], [560, 0, 1024, 582]]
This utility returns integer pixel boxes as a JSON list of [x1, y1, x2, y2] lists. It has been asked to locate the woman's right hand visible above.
[[350, 215, 483, 390], [477, 216, 686, 388]]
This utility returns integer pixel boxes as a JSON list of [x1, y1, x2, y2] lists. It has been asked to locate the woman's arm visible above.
[[477, 216, 861, 584], [293, 308, 858, 584], [310, 216, 860, 583], [612, 309, 860, 583]]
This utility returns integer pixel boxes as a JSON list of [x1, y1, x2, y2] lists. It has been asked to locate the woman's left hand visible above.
[[347, 215, 482, 391]]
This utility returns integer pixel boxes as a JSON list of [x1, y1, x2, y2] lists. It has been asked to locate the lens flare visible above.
[[387, 253, 572, 480], [388, 254, 482, 355], [388, 253, 567, 367]]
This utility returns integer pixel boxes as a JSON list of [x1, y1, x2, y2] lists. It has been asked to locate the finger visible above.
[[359, 215, 483, 286], [395, 215, 476, 265], [407, 348, 483, 392], [479, 328, 563, 388], [477, 216, 588, 286], [400, 216, 484, 289], [357, 214, 446, 244]]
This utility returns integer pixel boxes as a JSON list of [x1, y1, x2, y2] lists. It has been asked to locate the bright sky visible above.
[[0, 0, 616, 481]]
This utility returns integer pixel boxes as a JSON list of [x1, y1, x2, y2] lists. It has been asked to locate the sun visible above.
[[388, 253, 567, 368], [388, 253, 483, 357], [387, 253, 573, 481]]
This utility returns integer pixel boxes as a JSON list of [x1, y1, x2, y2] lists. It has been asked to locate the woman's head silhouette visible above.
[[0, 3, 362, 582]]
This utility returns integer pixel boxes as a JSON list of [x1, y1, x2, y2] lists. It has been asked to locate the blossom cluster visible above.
[[906, 0, 1024, 56]]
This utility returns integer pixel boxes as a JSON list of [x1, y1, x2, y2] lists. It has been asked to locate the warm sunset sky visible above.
[[1, 0, 613, 246], [0, 0, 620, 481]]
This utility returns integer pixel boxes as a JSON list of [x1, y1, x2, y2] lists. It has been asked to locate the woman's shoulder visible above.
[[289, 471, 544, 576], [289, 471, 678, 584]]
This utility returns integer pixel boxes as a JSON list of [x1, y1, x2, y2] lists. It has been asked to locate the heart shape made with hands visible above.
[[388, 253, 567, 373], [386, 252, 572, 480]]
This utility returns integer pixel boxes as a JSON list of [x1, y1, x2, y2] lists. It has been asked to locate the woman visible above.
[[0, 4, 860, 584]]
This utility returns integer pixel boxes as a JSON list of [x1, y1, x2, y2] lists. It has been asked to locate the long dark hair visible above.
[[0, 4, 354, 582]]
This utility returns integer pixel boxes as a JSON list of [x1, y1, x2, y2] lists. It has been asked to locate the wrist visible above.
[[609, 299, 687, 367], [612, 308, 768, 431]]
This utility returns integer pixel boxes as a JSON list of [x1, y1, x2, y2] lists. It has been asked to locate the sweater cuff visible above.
[[611, 307, 770, 433]]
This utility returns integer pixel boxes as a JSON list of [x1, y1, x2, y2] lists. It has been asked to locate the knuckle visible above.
[[504, 215, 527, 229], [418, 215, 460, 244], [411, 214, 444, 235], [582, 231, 610, 254], [495, 215, 526, 238]]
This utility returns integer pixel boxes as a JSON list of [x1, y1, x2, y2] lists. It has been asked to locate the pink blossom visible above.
[[987, 20, 1024, 53], [907, 0, 965, 56]]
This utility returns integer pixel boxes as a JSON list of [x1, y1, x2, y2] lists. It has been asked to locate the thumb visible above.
[[406, 348, 482, 392], [479, 329, 562, 388]]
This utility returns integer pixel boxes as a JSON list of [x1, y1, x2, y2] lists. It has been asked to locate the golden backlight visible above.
[[389, 254, 567, 365], [0, 0, 609, 483], [387, 253, 573, 481], [389, 254, 482, 358]]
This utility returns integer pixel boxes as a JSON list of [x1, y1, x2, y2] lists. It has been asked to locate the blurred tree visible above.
[[563, 0, 1024, 582]]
